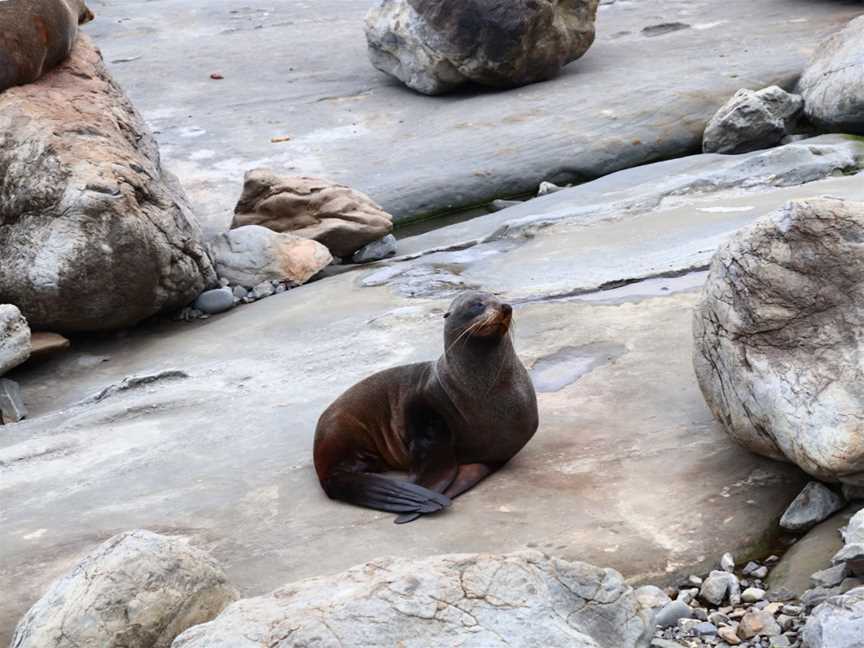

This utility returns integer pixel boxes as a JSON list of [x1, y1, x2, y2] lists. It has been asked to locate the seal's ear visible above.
[[443, 311, 450, 319]]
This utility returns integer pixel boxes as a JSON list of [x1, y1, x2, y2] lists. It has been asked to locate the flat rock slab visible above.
[[84, 0, 862, 230]]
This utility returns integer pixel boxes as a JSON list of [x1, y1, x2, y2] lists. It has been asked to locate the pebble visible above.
[[741, 587, 766, 603], [537, 180, 565, 196], [232, 285, 249, 302], [718, 625, 741, 644], [351, 234, 398, 264], [688, 574, 704, 586], [700, 570, 740, 606], [721, 552, 736, 572], [693, 621, 717, 636], [655, 600, 692, 628], [252, 281, 276, 299], [193, 287, 235, 315]]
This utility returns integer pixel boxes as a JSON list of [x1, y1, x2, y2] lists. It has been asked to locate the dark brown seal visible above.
[[0, 0, 94, 93], [314, 290, 539, 523]]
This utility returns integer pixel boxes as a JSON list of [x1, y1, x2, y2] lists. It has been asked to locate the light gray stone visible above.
[[700, 571, 741, 606], [172, 551, 655, 648], [351, 234, 398, 264], [0, 37, 216, 333], [798, 16, 864, 134], [0, 305, 30, 375], [781, 482, 846, 532], [655, 600, 693, 629], [694, 198, 864, 485], [364, 0, 599, 95], [0, 378, 27, 423], [11, 530, 238, 648], [193, 288, 235, 315], [211, 225, 333, 289], [843, 509, 864, 545], [703, 86, 803, 154], [742, 587, 766, 603], [721, 552, 736, 572], [812, 564, 850, 589], [252, 281, 275, 300], [803, 586, 864, 647]]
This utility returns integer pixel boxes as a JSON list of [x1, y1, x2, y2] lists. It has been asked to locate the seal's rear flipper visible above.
[[324, 472, 451, 517]]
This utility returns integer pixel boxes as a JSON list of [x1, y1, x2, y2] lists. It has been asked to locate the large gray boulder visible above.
[[693, 198, 864, 486], [703, 86, 803, 154], [11, 530, 238, 648], [173, 551, 656, 648], [803, 587, 864, 647], [365, 0, 600, 95], [798, 16, 864, 134], [0, 304, 30, 375], [0, 36, 216, 333]]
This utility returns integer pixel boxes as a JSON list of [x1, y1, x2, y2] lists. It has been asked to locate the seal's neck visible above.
[[437, 333, 517, 395]]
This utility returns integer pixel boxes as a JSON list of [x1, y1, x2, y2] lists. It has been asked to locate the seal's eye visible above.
[[470, 301, 485, 314], [443, 311, 450, 319]]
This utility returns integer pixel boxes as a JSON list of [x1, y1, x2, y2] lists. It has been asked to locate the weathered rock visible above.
[[742, 587, 766, 603], [703, 86, 803, 154], [803, 587, 864, 647], [351, 234, 398, 264], [0, 305, 30, 375], [192, 288, 235, 315], [11, 530, 238, 648], [0, 37, 216, 333], [781, 482, 846, 532], [701, 570, 741, 606], [0, 378, 27, 423], [28, 332, 70, 360], [812, 564, 850, 589], [693, 198, 864, 485], [834, 509, 864, 576], [738, 609, 781, 638], [798, 16, 864, 134], [232, 169, 393, 258], [172, 551, 655, 648], [364, 0, 600, 95], [211, 225, 332, 289]]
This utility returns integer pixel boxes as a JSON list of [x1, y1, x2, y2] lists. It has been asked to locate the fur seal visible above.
[[0, 0, 94, 93], [314, 291, 538, 523]]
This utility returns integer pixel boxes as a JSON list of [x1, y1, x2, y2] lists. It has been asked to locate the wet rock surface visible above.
[[365, 0, 599, 95], [694, 197, 864, 486], [798, 16, 864, 134], [11, 530, 238, 648], [173, 551, 654, 648], [232, 169, 393, 258], [0, 36, 216, 333]]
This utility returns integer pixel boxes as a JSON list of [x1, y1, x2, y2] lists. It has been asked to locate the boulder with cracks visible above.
[[694, 198, 864, 486], [172, 551, 658, 648]]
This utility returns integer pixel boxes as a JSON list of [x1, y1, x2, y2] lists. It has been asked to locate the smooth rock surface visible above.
[[803, 587, 864, 648], [365, 0, 599, 95], [781, 482, 846, 532], [173, 551, 653, 648], [798, 16, 864, 134], [11, 530, 238, 648], [211, 225, 333, 289], [0, 305, 30, 375], [703, 86, 803, 154], [83, 0, 864, 229], [193, 288, 235, 315], [232, 170, 393, 258], [0, 36, 216, 333], [12, 138, 864, 643], [694, 197, 864, 486]]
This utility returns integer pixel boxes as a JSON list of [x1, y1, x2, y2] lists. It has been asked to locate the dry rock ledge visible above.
[[0, 36, 216, 333], [172, 551, 658, 648], [694, 198, 864, 486]]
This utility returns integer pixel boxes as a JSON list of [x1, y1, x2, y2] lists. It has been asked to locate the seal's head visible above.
[[443, 291, 513, 342]]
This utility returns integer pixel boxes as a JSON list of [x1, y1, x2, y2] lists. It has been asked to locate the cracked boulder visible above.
[[0, 36, 216, 333], [798, 16, 864, 134], [0, 304, 30, 375], [703, 86, 803, 154], [694, 198, 864, 486], [172, 551, 656, 648], [11, 530, 238, 648], [232, 169, 393, 258], [365, 0, 600, 95]]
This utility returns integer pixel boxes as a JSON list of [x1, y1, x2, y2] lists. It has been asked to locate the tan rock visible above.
[[0, 37, 217, 332], [232, 169, 393, 258], [29, 333, 71, 360], [719, 625, 741, 644], [211, 225, 333, 288]]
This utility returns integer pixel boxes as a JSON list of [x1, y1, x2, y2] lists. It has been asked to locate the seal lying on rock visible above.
[[0, 0, 94, 93], [314, 291, 538, 523]]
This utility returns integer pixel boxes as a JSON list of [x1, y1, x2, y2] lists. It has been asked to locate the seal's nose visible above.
[[501, 304, 513, 316]]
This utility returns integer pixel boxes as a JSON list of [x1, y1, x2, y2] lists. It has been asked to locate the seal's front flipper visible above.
[[324, 471, 451, 515]]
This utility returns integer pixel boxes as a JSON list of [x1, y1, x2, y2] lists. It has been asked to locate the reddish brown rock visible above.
[[0, 37, 216, 332], [232, 170, 393, 258]]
